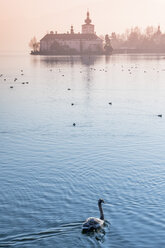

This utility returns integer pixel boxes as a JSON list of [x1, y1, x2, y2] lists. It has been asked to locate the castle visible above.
[[40, 11, 104, 55]]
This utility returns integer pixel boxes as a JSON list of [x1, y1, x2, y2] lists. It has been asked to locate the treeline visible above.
[[110, 26, 165, 51]]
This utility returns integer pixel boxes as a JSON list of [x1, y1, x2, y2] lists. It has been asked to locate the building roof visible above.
[[40, 33, 101, 42]]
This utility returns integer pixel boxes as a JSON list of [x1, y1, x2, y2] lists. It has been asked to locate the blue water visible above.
[[0, 53, 165, 247]]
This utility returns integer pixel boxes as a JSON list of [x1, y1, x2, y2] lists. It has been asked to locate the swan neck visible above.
[[98, 202, 104, 220]]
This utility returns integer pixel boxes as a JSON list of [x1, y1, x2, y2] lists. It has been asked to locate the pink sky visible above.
[[0, 0, 165, 52]]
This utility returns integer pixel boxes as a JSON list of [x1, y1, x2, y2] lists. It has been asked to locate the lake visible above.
[[0, 53, 165, 247]]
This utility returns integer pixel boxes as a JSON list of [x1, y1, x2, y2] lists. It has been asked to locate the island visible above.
[[30, 11, 113, 56]]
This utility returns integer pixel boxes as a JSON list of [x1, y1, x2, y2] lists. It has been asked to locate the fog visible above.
[[0, 0, 165, 52]]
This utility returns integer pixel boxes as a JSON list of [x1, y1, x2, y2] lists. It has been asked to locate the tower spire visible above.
[[85, 10, 92, 24]]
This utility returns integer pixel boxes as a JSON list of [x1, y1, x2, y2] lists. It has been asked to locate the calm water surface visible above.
[[0, 53, 165, 247]]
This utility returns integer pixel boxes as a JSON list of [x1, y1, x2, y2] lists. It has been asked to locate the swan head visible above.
[[98, 199, 105, 204]]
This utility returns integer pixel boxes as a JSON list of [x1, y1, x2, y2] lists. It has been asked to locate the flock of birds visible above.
[[0, 70, 29, 89], [0, 64, 163, 127], [0, 66, 114, 130]]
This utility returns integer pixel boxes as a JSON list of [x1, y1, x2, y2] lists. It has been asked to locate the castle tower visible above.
[[82, 11, 95, 34]]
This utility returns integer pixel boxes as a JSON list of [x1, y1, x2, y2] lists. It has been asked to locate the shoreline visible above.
[[30, 49, 165, 56]]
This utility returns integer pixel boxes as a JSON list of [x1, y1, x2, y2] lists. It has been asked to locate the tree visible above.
[[104, 34, 113, 54], [29, 36, 40, 52], [145, 26, 155, 39], [111, 32, 117, 40]]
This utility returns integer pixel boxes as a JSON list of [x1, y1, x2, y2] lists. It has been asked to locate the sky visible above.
[[0, 0, 165, 52]]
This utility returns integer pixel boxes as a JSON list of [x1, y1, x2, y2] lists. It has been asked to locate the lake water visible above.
[[0, 53, 165, 248]]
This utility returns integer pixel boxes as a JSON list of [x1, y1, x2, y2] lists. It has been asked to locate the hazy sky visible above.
[[0, 0, 165, 51]]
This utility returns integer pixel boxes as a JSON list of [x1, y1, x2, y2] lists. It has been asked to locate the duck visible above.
[[82, 199, 105, 233]]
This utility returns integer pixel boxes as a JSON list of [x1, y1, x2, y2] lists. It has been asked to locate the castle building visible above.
[[40, 11, 103, 55]]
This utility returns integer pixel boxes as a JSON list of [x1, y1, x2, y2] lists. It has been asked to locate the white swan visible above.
[[82, 199, 105, 232]]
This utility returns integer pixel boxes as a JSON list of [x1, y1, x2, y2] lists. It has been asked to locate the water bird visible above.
[[71, 103, 74, 106], [82, 199, 105, 233], [10, 86, 13, 88], [109, 102, 112, 105], [157, 114, 162, 118], [73, 123, 76, 126], [14, 78, 17, 82], [67, 88, 71, 91]]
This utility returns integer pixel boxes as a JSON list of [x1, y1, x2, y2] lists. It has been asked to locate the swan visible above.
[[82, 199, 105, 232]]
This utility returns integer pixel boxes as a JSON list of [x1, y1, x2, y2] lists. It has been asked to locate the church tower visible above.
[[82, 11, 95, 34]]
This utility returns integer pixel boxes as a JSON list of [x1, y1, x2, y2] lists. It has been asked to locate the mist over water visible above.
[[0, 53, 165, 247]]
